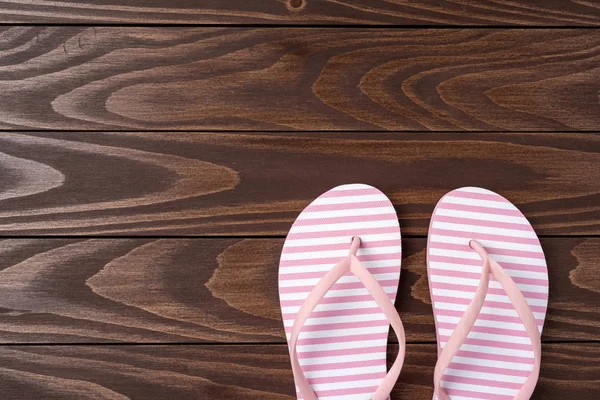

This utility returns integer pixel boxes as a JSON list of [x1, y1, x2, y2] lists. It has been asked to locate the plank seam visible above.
[[4, 130, 600, 134], [1, 23, 600, 29], [0, 235, 597, 239], [0, 340, 598, 346]]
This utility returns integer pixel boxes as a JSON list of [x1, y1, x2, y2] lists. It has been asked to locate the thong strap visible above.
[[289, 236, 406, 400], [433, 240, 542, 400]]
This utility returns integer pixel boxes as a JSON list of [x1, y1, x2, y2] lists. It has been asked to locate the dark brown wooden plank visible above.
[[2, 0, 600, 26], [0, 343, 598, 399], [1, 28, 600, 131], [0, 132, 598, 236], [0, 237, 597, 343]]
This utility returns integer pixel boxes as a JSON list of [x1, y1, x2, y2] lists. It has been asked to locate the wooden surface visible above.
[[2, 0, 600, 26], [0, 237, 598, 344], [1, 28, 600, 131], [0, 344, 598, 399], [0, 132, 598, 236], [2, 3, 600, 398]]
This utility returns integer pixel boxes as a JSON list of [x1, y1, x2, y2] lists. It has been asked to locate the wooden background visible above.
[[0, 1, 599, 399]]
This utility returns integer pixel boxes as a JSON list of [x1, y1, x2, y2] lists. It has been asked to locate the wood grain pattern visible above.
[[1, 28, 600, 131], [0, 343, 598, 399], [0, 237, 597, 344], [2, 0, 600, 26], [0, 132, 598, 236]]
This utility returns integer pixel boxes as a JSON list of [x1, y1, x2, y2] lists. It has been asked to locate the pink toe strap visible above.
[[433, 240, 542, 400], [289, 237, 405, 400]]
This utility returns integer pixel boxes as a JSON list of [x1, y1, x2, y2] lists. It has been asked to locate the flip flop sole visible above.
[[427, 187, 549, 400], [279, 183, 402, 400]]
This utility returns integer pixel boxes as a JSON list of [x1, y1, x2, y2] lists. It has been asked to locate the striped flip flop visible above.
[[427, 187, 549, 400], [279, 184, 405, 400]]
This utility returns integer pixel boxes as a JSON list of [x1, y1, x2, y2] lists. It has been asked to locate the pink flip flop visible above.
[[279, 184, 405, 400], [427, 187, 549, 400]]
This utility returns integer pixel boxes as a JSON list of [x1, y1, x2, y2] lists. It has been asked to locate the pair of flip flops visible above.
[[279, 184, 548, 400]]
